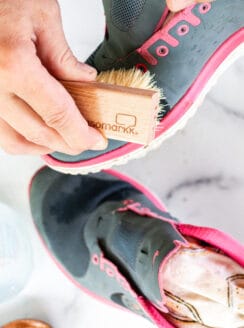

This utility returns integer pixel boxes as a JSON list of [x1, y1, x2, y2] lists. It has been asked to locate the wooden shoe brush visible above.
[[61, 68, 164, 145]]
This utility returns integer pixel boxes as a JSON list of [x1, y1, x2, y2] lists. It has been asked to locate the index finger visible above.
[[13, 57, 104, 151]]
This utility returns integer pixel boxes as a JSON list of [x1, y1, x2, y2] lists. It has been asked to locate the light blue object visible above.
[[0, 204, 32, 303]]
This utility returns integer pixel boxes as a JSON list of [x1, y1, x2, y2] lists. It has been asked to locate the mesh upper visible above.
[[111, 0, 147, 31]]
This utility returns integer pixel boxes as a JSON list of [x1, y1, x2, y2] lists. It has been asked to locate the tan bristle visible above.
[[97, 68, 165, 119]]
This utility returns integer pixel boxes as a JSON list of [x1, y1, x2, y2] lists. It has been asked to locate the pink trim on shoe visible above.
[[28, 165, 46, 196], [107, 169, 167, 212], [138, 297, 175, 328], [138, 5, 202, 65], [153, 7, 170, 33], [177, 223, 244, 267], [43, 28, 244, 170], [156, 28, 244, 135], [29, 167, 176, 328], [34, 223, 175, 327], [157, 240, 189, 309]]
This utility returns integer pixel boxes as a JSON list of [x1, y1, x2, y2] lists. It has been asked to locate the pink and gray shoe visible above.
[[44, 0, 244, 174], [29, 167, 244, 327]]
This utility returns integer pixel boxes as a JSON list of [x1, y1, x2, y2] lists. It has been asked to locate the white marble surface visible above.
[[0, 1, 243, 327]]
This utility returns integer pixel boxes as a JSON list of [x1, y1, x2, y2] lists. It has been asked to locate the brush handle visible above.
[[61, 80, 160, 145]]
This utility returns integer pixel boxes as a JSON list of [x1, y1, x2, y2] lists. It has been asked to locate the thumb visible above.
[[35, 6, 97, 81]]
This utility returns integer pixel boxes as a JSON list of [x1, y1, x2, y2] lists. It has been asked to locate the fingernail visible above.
[[90, 138, 108, 151]]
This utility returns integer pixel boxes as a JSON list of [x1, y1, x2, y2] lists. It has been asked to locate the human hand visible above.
[[167, 0, 213, 12], [0, 0, 107, 155]]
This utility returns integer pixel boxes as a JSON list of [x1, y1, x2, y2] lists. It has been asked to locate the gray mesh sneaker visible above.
[[44, 1, 244, 174], [30, 167, 244, 327]]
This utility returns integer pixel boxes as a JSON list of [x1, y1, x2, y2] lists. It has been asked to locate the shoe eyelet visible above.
[[92, 254, 99, 265], [156, 45, 169, 57], [135, 63, 148, 73], [199, 3, 212, 14], [177, 24, 189, 36]]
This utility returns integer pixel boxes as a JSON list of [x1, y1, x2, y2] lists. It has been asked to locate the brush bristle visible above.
[[96, 68, 166, 120]]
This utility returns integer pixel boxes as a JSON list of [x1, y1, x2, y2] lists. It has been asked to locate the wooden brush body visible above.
[[61, 69, 162, 145]]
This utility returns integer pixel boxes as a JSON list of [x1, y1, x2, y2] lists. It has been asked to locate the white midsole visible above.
[[48, 43, 244, 175]]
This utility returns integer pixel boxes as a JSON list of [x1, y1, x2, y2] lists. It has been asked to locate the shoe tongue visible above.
[[96, 202, 185, 311], [103, 0, 168, 57]]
